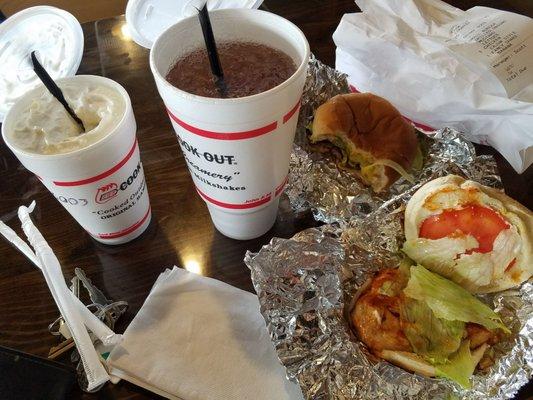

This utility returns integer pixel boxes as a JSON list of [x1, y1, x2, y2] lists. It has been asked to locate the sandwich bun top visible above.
[[310, 93, 418, 192]]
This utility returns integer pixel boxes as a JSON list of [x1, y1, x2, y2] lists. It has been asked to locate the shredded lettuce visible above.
[[398, 257, 413, 277], [400, 298, 464, 363], [454, 228, 520, 287], [435, 341, 479, 389], [402, 236, 481, 286], [451, 253, 493, 291], [404, 265, 509, 333], [403, 229, 521, 293], [362, 159, 415, 183]]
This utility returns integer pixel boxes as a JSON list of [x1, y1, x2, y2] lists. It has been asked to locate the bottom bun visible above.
[[378, 343, 488, 378], [378, 350, 436, 377]]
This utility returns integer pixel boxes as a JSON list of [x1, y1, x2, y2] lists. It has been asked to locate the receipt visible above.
[[446, 8, 533, 98]]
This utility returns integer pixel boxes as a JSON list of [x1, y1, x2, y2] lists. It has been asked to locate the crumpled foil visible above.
[[286, 56, 501, 223], [245, 217, 533, 399], [243, 57, 532, 399]]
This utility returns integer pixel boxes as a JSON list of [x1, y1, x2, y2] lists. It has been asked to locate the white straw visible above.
[[0, 217, 40, 265], [0, 214, 119, 346], [18, 204, 109, 390]]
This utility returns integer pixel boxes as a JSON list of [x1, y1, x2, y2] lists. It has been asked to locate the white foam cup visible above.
[[2, 75, 151, 245], [150, 9, 310, 240]]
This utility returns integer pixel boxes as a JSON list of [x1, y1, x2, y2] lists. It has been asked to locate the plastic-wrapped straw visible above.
[[0, 212, 119, 347], [15, 203, 110, 390]]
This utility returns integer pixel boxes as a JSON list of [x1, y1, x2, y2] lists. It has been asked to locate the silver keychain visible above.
[[74, 268, 127, 327], [75, 268, 111, 306]]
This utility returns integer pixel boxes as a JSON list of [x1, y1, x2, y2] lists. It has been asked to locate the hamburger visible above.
[[351, 264, 508, 388], [402, 175, 533, 293], [310, 93, 420, 192]]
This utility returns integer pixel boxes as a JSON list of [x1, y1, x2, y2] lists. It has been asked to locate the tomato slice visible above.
[[419, 205, 509, 253]]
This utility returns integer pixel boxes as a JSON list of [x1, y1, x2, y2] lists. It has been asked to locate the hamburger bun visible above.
[[310, 93, 418, 192], [378, 343, 488, 378]]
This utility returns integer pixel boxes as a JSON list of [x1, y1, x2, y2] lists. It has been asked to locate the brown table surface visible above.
[[1, 1, 532, 399]]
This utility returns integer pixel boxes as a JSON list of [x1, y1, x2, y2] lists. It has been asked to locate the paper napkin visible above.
[[107, 267, 303, 400]]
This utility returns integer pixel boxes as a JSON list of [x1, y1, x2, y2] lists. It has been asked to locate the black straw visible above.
[[30, 51, 86, 132], [197, 4, 227, 97]]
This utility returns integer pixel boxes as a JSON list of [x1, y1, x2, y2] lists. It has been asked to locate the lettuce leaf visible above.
[[400, 297, 464, 363], [404, 265, 509, 333], [435, 340, 479, 389], [403, 229, 521, 293], [453, 228, 521, 289], [398, 257, 413, 278], [402, 236, 478, 281]]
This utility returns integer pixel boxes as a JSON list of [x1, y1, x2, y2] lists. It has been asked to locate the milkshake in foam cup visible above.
[[2, 75, 151, 245], [150, 9, 310, 240]]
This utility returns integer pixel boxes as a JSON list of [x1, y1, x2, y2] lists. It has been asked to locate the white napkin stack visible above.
[[107, 267, 303, 400]]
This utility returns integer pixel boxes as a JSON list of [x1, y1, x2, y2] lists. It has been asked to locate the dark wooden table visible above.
[[0, 1, 531, 399]]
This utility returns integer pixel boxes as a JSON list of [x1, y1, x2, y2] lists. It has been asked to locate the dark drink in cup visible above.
[[166, 41, 297, 98]]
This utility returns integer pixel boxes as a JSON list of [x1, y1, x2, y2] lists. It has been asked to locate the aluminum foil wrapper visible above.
[[287, 56, 501, 223], [245, 217, 533, 399], [244, 57, 531, 399]]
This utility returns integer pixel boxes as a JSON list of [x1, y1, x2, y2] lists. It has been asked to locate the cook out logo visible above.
[[95, 183, 119, 204], [94, 161, 143, 205]]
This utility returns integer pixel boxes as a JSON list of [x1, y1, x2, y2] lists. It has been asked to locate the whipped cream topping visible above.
[[7, 82, 125, 155]]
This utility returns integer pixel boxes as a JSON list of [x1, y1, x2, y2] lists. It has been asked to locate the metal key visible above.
[[75, 268, 127, 324], [75, 268, 112, 306], [48, 338, 74, 359]]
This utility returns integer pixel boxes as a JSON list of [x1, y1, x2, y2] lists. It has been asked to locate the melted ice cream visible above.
[[7, 82, 125, 155]]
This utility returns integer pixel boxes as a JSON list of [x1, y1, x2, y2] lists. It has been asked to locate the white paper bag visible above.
[[333, 0, 533, 173]]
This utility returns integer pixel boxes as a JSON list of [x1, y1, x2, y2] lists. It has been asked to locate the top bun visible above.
[[311, 93, 418, 192]]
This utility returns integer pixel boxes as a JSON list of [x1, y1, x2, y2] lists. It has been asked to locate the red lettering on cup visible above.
[[95, 183, 119, 204]]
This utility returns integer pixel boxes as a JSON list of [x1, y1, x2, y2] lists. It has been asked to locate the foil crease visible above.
[[287, 57, 502, 223], [244, 57, 531, 399]]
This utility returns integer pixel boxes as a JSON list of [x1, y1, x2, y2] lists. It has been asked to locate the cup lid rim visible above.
[[0, 6, 84, 122], [125, 0, 265, 49]]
